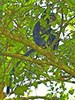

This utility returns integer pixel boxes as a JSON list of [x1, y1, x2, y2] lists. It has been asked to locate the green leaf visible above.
[[69, 88, 74, 95], [15, 84, 28, 95], [66, 0, 75, 7], [33, 81, 38, 88]]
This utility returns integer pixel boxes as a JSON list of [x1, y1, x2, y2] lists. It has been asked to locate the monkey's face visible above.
[[49, 13, 56, 22]]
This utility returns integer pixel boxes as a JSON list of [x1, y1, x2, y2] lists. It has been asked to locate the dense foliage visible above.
[[0, 0, 75, 100]]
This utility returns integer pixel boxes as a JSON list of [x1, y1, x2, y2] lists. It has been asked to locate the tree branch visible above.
[[0, 52, 50, 66], [6, 95, 58, 100], [0, 27, 75, 77]]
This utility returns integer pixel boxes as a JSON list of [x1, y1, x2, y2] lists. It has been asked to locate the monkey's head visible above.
[[49, 13, 56, 22], [41, 10, 56, 24]]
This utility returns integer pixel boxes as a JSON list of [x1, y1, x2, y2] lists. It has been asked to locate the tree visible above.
[[0, 0, 75, 100]]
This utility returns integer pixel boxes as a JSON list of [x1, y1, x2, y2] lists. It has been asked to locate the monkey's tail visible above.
[[24, 49, 35, 56]]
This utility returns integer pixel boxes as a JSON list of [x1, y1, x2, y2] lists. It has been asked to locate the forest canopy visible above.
[[0, 0, 75, 100]]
